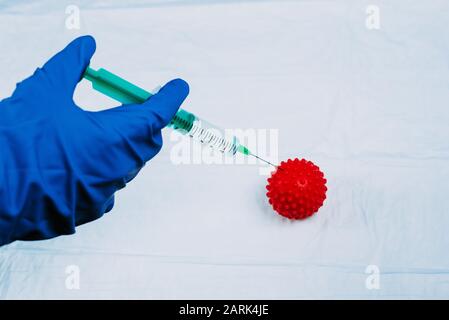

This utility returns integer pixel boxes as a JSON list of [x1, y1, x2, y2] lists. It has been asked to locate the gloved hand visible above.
[[0, 36, 189, 246]]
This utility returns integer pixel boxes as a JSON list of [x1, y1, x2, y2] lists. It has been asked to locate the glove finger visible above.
[[41, 35, 96, 93]]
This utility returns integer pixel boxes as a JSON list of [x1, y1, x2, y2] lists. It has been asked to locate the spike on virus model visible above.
[[266, 158, 327, 220]]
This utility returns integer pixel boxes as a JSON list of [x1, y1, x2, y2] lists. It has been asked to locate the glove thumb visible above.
[[92, 78, 189, 161], [97, 77, 189, 132]]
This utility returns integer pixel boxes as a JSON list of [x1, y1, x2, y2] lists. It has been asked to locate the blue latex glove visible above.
[[0, 36, 189, 246]]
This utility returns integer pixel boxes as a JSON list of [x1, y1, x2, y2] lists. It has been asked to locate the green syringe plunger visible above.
[[83, 67, 253, 157]]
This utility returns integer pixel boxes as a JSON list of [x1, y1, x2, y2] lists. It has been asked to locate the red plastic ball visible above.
[[266, 158, 327, 220]]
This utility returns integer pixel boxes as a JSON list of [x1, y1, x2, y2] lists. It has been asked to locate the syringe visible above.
[[83, 67, 276, 166]]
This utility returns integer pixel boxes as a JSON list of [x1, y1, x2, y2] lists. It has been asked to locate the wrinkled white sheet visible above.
[[1, 0, 449, 299]]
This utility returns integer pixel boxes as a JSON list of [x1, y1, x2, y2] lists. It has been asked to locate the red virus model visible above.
[[266, 158, 327, 219]]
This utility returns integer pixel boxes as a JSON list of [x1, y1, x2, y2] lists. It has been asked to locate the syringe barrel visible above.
[[168, 109, 239, 155], [83, 67, 241, 155]]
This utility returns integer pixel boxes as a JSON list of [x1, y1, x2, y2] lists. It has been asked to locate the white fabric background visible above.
[[0, 0, 448, 299]]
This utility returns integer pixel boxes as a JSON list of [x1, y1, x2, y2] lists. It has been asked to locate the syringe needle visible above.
[[248, 152, 278, 168]]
